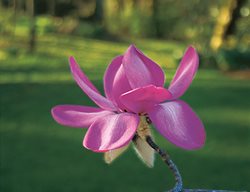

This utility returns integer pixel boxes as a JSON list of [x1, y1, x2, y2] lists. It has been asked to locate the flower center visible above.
[[136, 116, 152, 140]]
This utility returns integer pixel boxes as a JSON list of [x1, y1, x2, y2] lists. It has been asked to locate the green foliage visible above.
[[104, 1, 156, 38], [104, 0, 218, 42], [0, 7, 15, 34], [217, 48, 250, 71], [73, 22, 105, 38], [36, 16, 56, 34]]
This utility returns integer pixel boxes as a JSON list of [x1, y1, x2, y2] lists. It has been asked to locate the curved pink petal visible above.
[[69, 57, 116, 111], [122, 45, 165, 89], [103, 55, 132, 109], [168, 46, 199, 99], [120, 85, 172, 113], [83, 113, 139, 152], [51, 105, 114, 128], [148, 100, 206, 150]]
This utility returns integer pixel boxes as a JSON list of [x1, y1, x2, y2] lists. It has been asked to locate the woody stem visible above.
[[145, 135, 183, 192]]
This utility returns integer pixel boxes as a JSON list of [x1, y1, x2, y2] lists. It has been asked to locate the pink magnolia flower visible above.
[[51, 45, 205, 154]]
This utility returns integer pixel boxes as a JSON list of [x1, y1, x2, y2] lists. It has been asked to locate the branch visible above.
[[146, 135, 182, 192]]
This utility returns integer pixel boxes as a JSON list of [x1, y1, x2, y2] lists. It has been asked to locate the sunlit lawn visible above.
[[0, 34, 250, 192]]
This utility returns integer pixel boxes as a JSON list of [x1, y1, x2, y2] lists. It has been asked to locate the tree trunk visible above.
[[12, 0, 17, 36], [210, 0, 246, 51], [93, 0, 104, 23], [48, 0, 56, 16], [26, 0, 36, 53], [152, 0, 162, 38], [224, 0, 247, 37]]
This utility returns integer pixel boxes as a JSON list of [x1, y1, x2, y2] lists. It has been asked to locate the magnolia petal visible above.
[[103, 55, 132, 109], [120, 85, 172, 113], [69, 56, 116, 111], [122, 45, 165, 89], [51, 105, 114, 128], [148, 100, 206, 150], [168, 46, 199, 99], [83, 113, 139, 152], [104, 144, 130, 164]]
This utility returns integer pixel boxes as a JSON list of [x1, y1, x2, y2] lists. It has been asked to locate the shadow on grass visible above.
[[1, 79, 250, 192], [1, 122, 249, 192]]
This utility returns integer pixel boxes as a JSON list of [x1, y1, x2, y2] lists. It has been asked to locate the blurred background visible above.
[[0, 0, 250, 191]]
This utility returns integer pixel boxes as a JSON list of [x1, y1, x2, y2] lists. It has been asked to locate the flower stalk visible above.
[[145, 135, 183, 192]]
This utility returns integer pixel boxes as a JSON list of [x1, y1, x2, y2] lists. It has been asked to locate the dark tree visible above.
[[93, 0, 103, 23], [26, 0, 36, 53], [210, 0, 247, 51], [224, 0, 247, 37], [48, 0, 56, 16], [152, 0, 162, 38]]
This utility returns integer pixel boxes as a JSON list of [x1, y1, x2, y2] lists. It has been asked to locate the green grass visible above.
[[1, 34, 250, 192]]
